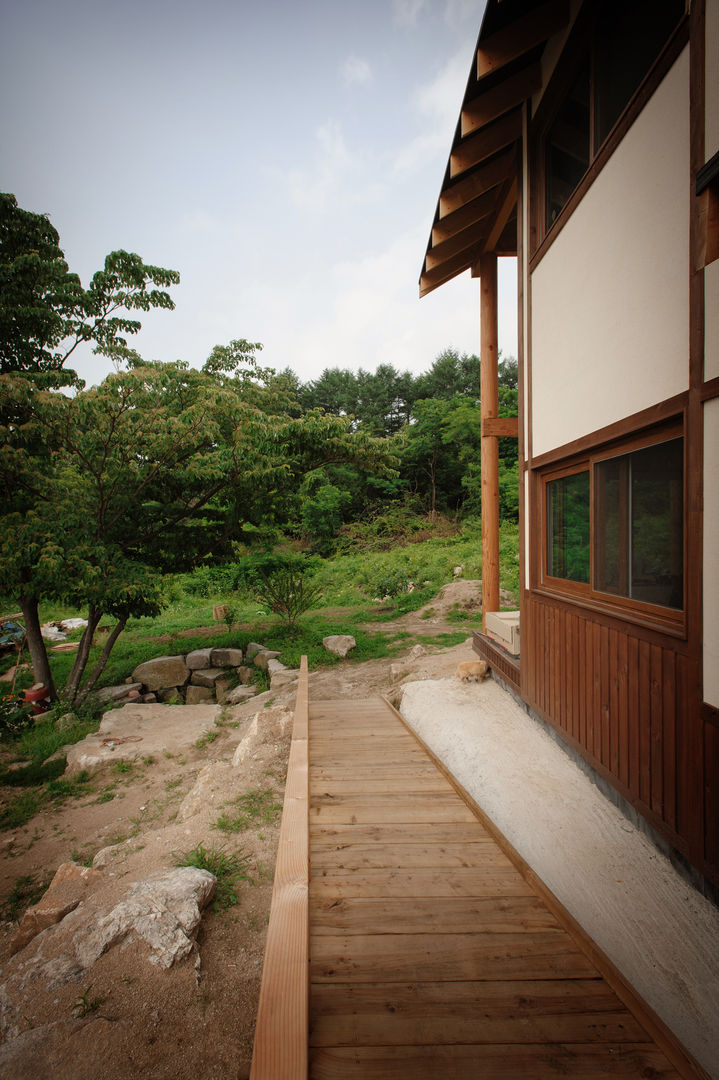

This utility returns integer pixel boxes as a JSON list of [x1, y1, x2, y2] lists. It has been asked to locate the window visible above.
[[538, 0, 685, 234], [541, 429, 684, 627]]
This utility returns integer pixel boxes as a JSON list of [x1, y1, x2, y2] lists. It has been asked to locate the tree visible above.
[[0, 193, 179, 384]]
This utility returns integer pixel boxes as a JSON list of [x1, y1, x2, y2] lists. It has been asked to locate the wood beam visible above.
[[419, 243, 485, 297], [484, 178, 518, 253], [439, 147, 515, 218], [450, 110, 522, 178], [483, 417, 518, 438], [479, 253, 500, 630], [476, 0, 569, 80], [431, 188, 498, 245], [425, 222, 491, 271], [461, 63, 542, 137]]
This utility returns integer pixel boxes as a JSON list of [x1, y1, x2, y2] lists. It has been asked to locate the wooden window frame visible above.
[[529, 2, 689, 266], [537, 420, 686, 637]]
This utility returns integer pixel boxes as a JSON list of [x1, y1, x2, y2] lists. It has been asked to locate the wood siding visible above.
[[522, 595, 712, 884]]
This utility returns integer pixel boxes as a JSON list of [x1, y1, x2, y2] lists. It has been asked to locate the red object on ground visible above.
[[23, 684, 51, 714]]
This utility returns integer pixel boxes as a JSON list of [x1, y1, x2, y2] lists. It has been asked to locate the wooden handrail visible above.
[[250, 656, 309, 1080]]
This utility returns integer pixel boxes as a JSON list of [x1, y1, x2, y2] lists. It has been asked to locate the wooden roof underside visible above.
[[419, 0, 569, 298]]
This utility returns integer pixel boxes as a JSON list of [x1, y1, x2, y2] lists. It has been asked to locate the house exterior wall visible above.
[[529, 47, 690, 458], [707, 0, 719, 153]]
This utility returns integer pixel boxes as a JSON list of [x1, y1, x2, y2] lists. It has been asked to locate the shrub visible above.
[[173, 843, 253, 910]]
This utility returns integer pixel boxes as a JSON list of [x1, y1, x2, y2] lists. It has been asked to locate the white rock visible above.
[[322, 634, 356, 658]]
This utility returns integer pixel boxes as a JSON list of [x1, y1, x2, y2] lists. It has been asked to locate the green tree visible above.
[[0, 193, 179, 384]]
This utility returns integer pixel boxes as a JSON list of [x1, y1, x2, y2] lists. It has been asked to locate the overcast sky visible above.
[[2, 0, 517, 387]]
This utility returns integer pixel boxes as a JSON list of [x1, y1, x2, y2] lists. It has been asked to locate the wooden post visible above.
[[480, 252, 500, 630]]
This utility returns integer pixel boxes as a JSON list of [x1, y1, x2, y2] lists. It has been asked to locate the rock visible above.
[[267, 659, 298, 690], [73, 867, 216, 969], [185, 685, 214, 705], [211, 647, 244, 667], [253, 650, 281, 670], [232, 706, 292, 766], [96, 682, 144, 703], [186, 648, 213, 670], [142, 693, 157, 703], [213, 676, 234, 704], [54, 712, 78, 732], [10, 862, 102, 956], [131, 655, 190, 692], [237, 666, 256, 685], [0, 836, 16, 855], [323, 634, 356, 658], [190, 668, 226, 688], [92, 845, 121, 869], [245, 642, 267, 660], [390, 663, 409, 683], [159, 687, 184, 703], [223, 684, 258, 705], [407, 644, 427, 660], [177, 762, 233, 822]]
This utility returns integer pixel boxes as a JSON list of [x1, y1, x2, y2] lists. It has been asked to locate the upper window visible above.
[[542, 429, 684, 628], [541, 0, 685, 232]]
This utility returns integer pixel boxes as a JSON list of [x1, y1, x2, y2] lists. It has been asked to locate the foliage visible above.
[[173, 842, 253, 910], [72, 985, 103, 1017], [248, 556, 323, 631], [0, 693, 34, 738]]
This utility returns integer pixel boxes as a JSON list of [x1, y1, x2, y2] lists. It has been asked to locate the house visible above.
[[420, 0, 719, 893]]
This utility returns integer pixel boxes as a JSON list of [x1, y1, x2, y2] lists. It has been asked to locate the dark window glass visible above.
[[545, 60, 590, 226], [547, 471, 590, 583], [594, 0, 686, 148], [595, 438, 683, 609]]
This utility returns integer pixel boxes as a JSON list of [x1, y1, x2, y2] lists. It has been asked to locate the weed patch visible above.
[[1, 873, 49, 922], [173, 843, 253, 910], [214, 787, 282, 834]]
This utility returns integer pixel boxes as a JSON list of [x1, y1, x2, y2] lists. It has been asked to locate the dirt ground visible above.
[[0, 582, 485, 1080]]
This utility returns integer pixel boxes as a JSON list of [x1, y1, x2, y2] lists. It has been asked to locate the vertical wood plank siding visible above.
[[523, 596, 710, 881]]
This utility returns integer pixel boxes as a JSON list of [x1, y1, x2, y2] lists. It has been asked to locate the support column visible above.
[[480, 252, 499, 630]]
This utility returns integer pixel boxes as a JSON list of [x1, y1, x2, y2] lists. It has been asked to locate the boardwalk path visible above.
[[307, 696, 697, 1079]]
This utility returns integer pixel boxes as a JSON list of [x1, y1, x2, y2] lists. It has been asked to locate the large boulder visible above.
[[224, 684, 258, 705], [185, 685, 214, 704], [10, 862, 102, 956], [132, 655, 189, 692], [96, 682, 143, 704], [253, 650, 281, 670], [185, 648, 213, 670], [210, 647, 244, 667], [190, 668, 226, 688], [323, 634, 356, 658]]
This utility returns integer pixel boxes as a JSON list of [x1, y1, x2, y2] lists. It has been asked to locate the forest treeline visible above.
[[277, 350, 519, 539]]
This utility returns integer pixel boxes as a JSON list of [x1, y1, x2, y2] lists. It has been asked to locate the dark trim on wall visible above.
[[701, 375, 719, 401]]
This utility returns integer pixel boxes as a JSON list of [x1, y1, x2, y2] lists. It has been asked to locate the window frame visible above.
[[529, 1, 689, 265], [537, 421, 686, 637]]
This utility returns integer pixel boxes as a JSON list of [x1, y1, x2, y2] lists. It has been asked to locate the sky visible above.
[[1, 0, 517, 388]]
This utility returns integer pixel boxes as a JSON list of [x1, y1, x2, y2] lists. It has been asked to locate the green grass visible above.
[[1, 873, 49, 922], [173, 842, 254, 910], [214, 787, 283, 834]]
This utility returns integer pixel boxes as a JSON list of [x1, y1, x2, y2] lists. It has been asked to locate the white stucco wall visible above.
[[530, 48, 690, 457], [704, 398, 719, 707], [707, 261, 719, 381]]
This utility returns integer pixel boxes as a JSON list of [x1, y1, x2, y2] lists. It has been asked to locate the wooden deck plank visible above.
[[311, 822, 493, 845], [310, 793, 478, 824], [310, 842, 513, 869], [310, 867, 537, 899], [311, 776, 455, 794], [310, 896, 562, 935], [309, 1043, 680, 1079], [311, 931, 597, 983], [309, 979, 650, 1046]]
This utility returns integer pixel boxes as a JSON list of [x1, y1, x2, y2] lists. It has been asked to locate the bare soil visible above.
[[0, 584, 485, 1079]]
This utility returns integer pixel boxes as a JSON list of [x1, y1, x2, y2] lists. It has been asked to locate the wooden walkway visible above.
[[307, 697, 700, 1079], [250, 668, 706, 1079]]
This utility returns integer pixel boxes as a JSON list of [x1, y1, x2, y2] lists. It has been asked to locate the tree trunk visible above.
[[19, 595, 57, 700], [77, 615, 128, 703], [64, 604, 102, 706]]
